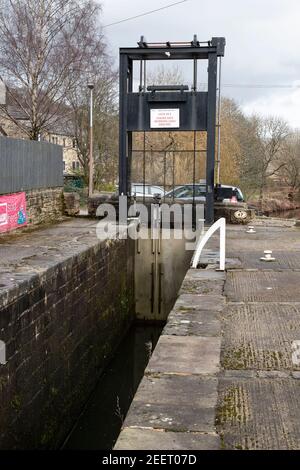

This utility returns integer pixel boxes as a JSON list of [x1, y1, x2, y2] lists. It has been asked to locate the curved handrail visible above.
[[191, 217, 226, 271], [0, 340, 6, 365]]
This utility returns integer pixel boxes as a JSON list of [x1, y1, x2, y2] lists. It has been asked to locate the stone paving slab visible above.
[[164, 310, 220, 337], [115, 429, 220, 450], [184, 270, 226, 281], [225, 271, 300, 302], [227, 251, 300, 271], [0, 219, 102, 282], [223, 369, 293, 378], [216, 224, 300, 451], [180, 278, 224, 296], [226, 225, 300, 252], [221, 303, 300, 370], [174, 294, 225, 312], [0, 219, 128, 310], [123, 375, 218, 432], [216, 377, 300, 450], [146, 335, 221, 375], [168, 308, 220, 323]]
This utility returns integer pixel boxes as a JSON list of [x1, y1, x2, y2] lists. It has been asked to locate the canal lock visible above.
[[62, 222, 196, 450]]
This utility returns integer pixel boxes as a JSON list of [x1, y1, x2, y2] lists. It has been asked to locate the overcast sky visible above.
[[100, 0, 300, 128]]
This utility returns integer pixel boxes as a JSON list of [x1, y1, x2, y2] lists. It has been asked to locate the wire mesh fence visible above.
[[131, 131, 207, 196]]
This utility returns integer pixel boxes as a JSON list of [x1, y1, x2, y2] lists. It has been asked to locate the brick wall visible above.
[[0, 237, 135, 449]]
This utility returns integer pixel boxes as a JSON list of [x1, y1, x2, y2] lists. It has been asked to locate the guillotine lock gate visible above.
[[119, 35, 226, 319]]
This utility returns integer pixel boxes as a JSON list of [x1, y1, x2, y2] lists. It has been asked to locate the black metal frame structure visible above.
[[119, 36, 225, 224]]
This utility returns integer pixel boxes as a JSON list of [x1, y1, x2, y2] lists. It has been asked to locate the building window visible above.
[[72, 138, 76, 148], [72, 161, 80, 170]]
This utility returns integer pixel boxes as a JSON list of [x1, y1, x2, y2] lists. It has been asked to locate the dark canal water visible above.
[[62, 324, 163, 450]]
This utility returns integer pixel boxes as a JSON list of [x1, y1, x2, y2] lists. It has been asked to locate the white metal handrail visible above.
[[191, 217, 226, 271], [0, 340, 6, 365]]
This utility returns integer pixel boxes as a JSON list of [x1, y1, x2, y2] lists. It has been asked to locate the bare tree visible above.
[[219, 97, 246, 186], [147, 64, 185, 87], [237, 115, 266, 197], [245, 116, 290, 206], [68, 60, 118, 184], [0, 0, 107, 140], [279, 132, 300, 196]]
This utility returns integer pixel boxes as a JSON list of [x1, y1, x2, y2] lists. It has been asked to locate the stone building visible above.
[[44, 131, 81, 174]]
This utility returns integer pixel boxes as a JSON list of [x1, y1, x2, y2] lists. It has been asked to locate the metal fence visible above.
[[0, 136, 63, 194]]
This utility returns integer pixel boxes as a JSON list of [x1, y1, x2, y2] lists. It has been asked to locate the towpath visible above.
[[116, 219, 300, 450]]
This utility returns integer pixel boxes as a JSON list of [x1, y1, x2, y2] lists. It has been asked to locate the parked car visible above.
[[131, 183, 165, 198], [165, 183, 253, 224], [164, 183, 244, 202], [164, 184, 206, 201], [214, 184, 244, 203]]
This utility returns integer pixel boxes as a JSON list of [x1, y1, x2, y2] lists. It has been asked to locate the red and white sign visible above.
[[150, 109, 180, 129], [0, 192, 27, 233]]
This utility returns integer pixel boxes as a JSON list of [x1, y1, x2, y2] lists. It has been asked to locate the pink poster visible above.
[[0, 192, 27, 233]]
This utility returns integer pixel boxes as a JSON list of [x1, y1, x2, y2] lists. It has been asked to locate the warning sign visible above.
[[150, 109, 180, 129]]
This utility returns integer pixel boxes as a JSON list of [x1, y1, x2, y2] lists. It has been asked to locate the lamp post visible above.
[[216, 57, 222, 185], [88, 83, 94, 197]]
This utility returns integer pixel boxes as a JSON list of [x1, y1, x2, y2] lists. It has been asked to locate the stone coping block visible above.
[[174, 294, 225, 312], [164, 313, 221, 337], [184, 269, 226, 281], [115, 428, 220, 450], [146, 335, 221, 376], [123, 375, 218, 433]]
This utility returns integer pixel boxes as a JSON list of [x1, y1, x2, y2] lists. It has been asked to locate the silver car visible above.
[[164, 184, 206, 201], [131, 183, 165, 198], [165, 184, 244, 203]]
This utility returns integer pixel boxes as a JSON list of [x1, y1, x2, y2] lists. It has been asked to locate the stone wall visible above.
[[0, 235, 135, 449], [63, 192, 80, 216], [25, 187, 64, 226], [0, 187, 64, 239]]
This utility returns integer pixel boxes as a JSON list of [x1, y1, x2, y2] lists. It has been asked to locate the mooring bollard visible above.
[[260, 250, 276, 262]]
